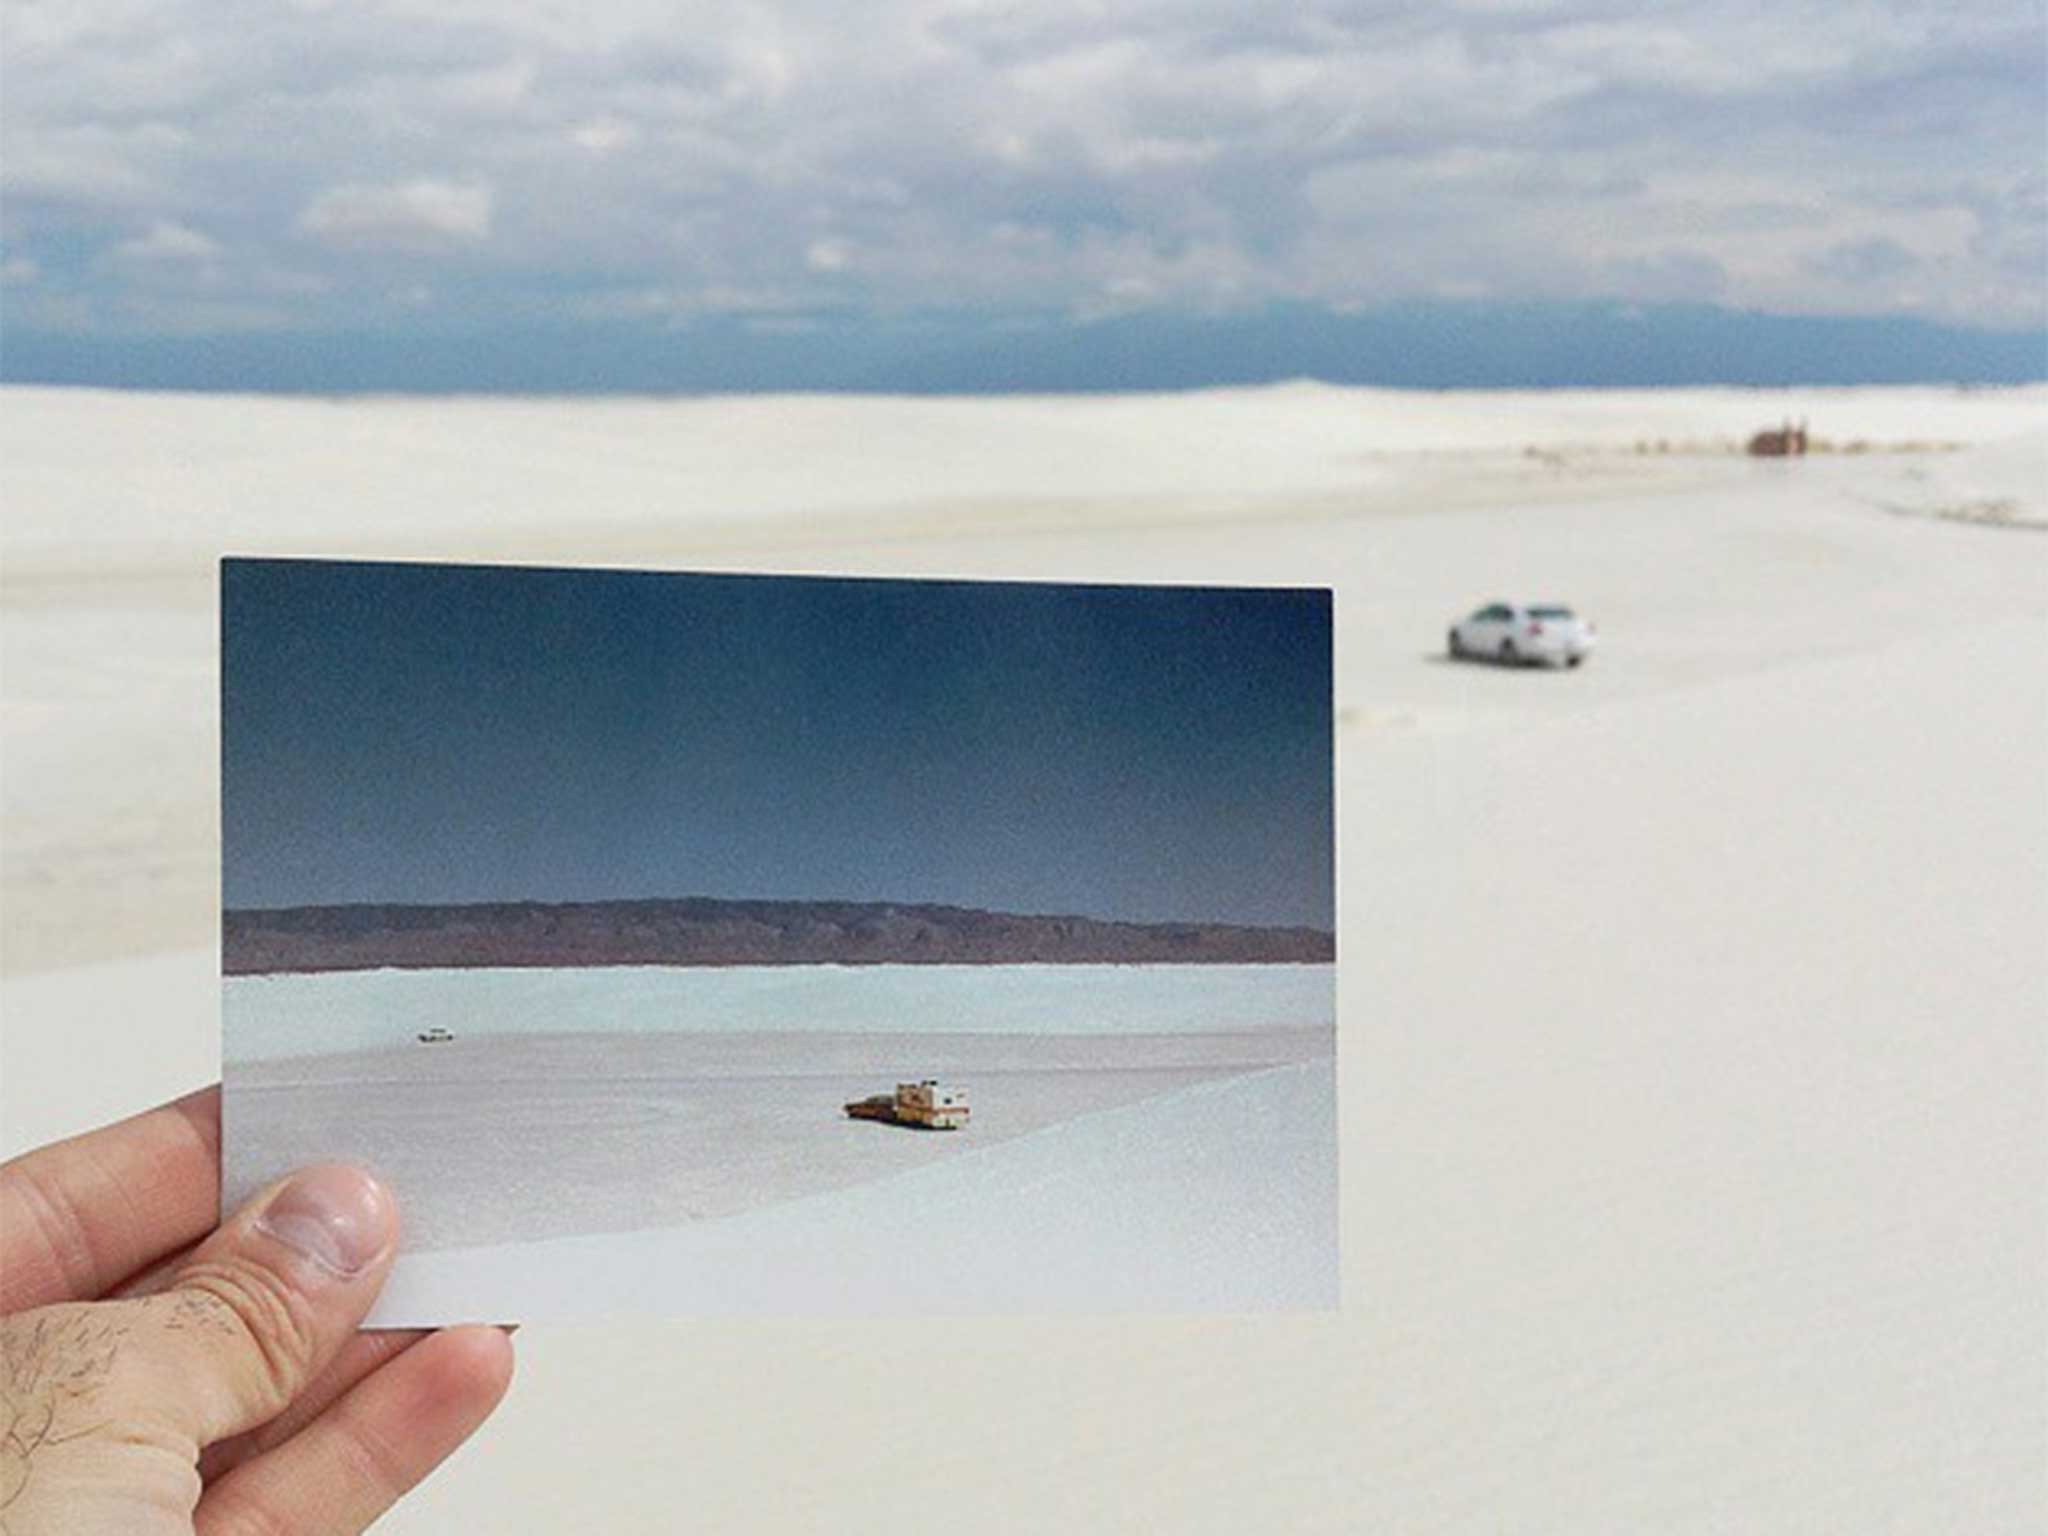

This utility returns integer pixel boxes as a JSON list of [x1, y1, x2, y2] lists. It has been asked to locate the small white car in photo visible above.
[[1448, 601, 1597, 668]]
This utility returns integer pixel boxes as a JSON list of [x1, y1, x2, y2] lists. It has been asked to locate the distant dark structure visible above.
[[222, 897, 1337, 975], [1747, 418, 1810, 457]]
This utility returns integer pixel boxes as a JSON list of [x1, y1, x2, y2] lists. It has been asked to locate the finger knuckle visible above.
[[329, 1401, 413, 1504], [204, 1483, 301, 1536], [170, 1260, 322, 1417], [1, 1158, 101, 1302]]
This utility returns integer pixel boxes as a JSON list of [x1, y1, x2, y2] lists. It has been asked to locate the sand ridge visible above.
[[226, 1026, 1334, 1251]]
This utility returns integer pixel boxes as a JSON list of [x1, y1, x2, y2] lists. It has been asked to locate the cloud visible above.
[[298, 180, 493, 250], [569, 117, 638, 153], [110, 220, 221, 265], [1807, 237, 1920, 284], [0, 0, 2040, 339], [805, 238, 851, 273], [1601, 249, 1729, 304]]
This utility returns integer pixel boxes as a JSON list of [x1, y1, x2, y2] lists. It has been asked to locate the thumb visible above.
[[134, 1165, 398, 1446]]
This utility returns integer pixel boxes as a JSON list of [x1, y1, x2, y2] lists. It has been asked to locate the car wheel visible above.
[[1567, 654, 1584, 668], [1447, 629, 1464, 658], [1498, 640, 1518, 666]]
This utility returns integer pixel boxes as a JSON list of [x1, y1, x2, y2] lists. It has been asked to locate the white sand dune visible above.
[[3, 382, 2043, 1531], [371, 1059, 1338, 1323], [220, 965, 1337, 1287], [225, 1024, 1333, 1255]]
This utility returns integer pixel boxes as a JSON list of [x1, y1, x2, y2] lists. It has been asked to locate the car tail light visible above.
[[1527, 621, 1543, 636]]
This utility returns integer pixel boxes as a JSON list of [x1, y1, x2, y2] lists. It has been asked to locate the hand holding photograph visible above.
[[221, 559, 1335, 1323]]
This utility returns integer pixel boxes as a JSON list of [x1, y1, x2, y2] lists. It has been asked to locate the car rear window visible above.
[[1529, 605, 1576, 619]]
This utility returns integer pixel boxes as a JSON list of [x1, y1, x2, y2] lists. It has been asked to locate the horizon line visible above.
[[12, 300, 2042, 396], [14, 375, 2048, 403]]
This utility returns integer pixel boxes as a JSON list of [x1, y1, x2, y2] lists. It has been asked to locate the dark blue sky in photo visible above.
[[222, 560, 1333, 930]]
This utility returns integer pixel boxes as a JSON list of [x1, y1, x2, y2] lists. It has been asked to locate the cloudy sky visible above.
[[3, 0, 2042, 368]]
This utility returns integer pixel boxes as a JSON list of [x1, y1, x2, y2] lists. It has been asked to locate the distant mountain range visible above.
[[222, 898, 1336, 974], [11, 301, 2042, 393]]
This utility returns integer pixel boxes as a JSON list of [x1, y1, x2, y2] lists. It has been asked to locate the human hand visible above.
[[1, 1088, 512, 1534]]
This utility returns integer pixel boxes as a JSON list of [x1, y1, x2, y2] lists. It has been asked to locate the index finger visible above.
[[0, 1085, 221, 1311]]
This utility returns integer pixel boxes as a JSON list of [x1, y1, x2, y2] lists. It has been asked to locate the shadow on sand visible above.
[[1422, 650, 1579, 670]]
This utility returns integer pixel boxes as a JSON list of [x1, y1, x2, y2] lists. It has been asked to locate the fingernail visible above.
[[255, 1166, 392, 1278]]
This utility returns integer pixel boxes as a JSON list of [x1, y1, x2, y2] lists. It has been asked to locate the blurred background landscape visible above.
[[2, 0, 2043, 1530]]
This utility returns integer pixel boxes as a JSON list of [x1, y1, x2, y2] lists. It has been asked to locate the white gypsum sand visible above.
[[222, 961, 1340, 1060], [3, 383, 2043, 1530], [4, 385, 2040, 978], [370, 1059, 1340, 1322], [230, 1030, 1329, 1255], [220, 963, 1336, 1268]]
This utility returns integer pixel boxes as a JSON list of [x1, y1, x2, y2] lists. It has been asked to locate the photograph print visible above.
[[221, 558, 1335, 1322]]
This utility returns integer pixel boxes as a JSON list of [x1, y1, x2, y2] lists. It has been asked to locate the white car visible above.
[[1449, 601, 1596, 668]]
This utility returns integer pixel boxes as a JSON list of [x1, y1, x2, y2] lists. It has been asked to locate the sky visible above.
[[221, 560, 1335, 929], [4, 1, 2043, 389]]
